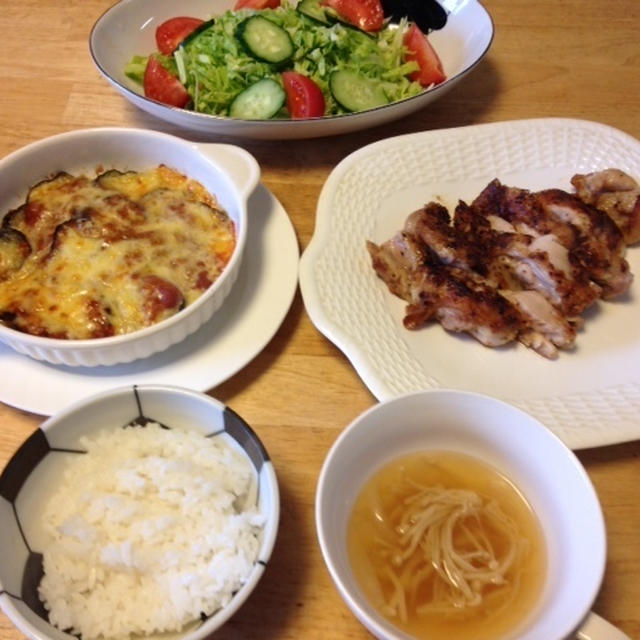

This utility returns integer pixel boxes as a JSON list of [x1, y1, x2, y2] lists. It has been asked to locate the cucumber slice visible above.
[[229, 78, 286, 119], [297, 0, 330, 24], [177, 19, 215, 49], [329, 70, 389, 112], [236, 16, 294, 64]]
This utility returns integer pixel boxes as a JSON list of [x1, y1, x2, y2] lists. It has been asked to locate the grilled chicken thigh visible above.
[[367, 233, 523, 347], [409, 200, 601, 317], [472, 180, 633, 299], [367, 170, 637, 358], [536, 188, 632, 298], [571, 169, 640, 245]]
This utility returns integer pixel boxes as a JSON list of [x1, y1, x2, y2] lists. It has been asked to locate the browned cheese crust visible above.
[[0, 166, 235, 339]]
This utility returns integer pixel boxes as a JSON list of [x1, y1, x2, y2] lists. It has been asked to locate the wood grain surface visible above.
[[0, 1, 638, 639]]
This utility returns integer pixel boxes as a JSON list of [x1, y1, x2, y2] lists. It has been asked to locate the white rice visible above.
[[38, 423, 265, 639]]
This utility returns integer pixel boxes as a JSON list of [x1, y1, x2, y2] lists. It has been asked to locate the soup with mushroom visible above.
[[347, 451, 546, 640]]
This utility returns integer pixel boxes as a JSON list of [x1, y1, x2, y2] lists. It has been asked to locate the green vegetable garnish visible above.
[[127, 3, 422, 117]]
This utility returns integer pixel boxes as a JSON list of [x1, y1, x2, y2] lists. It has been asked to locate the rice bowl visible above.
[[39, 423, 264, 638], [0, 385, 279, 640]]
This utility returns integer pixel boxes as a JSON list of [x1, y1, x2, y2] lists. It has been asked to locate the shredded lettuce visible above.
[[127, 5, 423, 117]]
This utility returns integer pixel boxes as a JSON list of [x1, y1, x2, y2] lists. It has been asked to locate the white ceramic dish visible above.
[[0, 128, 259, 367], [0, 183, 298, 416], [299, 118, 640, 450], [0, 384, 280, 640], [89, 0, 493, 139], [316, 390, 617, 640]]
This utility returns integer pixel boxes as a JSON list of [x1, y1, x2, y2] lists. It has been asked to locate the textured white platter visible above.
[[299, 118, 640, 449], [0, 184, 298, 416], [90, 0, 492, 139]]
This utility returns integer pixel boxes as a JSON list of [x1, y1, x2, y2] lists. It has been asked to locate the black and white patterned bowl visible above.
[[0, 384, 279, 640]]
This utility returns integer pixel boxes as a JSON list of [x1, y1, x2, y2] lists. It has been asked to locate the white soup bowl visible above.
[[316, 390, 616, 640]]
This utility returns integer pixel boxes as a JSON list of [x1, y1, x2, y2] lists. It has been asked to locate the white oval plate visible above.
[[299, 118, 640, 449], [0, 181, 298, 416], [89, 0, 493, 139]]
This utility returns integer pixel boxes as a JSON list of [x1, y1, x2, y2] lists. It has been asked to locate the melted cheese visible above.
[[0, 166, 235, 339]]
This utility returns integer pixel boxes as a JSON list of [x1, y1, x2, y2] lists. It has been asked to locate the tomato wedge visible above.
[[322, 0, 384, 31], [143, 57, 191, 108], [282, 71, 326, 119], [155, 17, 205, 55], [234, 0, 281, 8], [403, 23, 446, 87]]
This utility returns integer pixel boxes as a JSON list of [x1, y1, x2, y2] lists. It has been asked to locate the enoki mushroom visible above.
[[373, 484, 528, 622]]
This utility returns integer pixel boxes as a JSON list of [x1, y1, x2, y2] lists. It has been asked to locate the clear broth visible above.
[[347, 450, 546, 640]]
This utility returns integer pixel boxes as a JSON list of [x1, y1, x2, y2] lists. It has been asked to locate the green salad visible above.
[[125, 4, 426, 118]]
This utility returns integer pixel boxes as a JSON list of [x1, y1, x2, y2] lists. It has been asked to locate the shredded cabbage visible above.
[[125, 4, 423, 117]]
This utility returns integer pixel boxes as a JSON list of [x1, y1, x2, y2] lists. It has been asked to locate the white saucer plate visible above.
[[0, 184, 298, 416]]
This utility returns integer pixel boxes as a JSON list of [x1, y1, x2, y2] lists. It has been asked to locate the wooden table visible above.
[[1, 1, 638, 638]]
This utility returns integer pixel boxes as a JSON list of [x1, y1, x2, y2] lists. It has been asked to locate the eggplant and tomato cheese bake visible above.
[[0, 165, 235, 339]]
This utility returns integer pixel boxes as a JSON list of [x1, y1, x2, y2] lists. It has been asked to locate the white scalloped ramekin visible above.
[[0, 128, 259, 366]]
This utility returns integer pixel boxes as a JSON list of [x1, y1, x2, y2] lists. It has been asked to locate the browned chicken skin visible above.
[[472, 180, 632, 299], [571, 169, 640, 245], [367, 169, 638, 358], [367, 233, 523, 347], [453, 200, 601, 316]]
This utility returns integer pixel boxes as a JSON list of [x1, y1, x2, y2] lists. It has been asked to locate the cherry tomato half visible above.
[[155, 16, 205, 55], [282, 71, 326, 119], [234, 0, 281, 8], [403, 23, 446, 87], [143, 57, 191, 108], [322, 0, 384, 32]]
